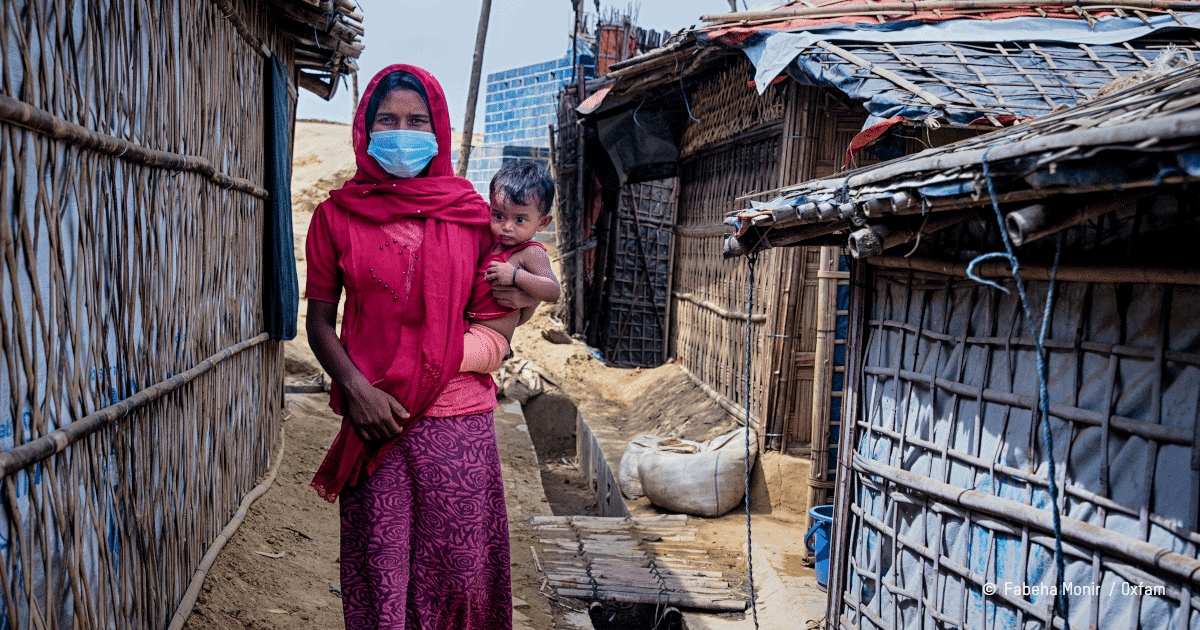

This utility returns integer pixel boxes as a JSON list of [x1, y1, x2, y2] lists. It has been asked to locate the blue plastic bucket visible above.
[[806, 504, 835, 591]]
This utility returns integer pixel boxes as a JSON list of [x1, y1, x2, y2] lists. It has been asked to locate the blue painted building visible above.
[[466, 49, 595, 195]]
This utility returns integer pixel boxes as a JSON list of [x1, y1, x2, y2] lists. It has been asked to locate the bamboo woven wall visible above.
[[679, 55, 786, 159], [673, 131, 783, 429], [764, 85, 875, 450], [0, 0, 289, 627], [601, 178, 677, 368], [672, 75, 863, 441]]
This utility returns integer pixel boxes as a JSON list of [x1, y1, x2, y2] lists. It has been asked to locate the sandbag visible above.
[[617, 436, 700, 499], [639, 428, 758, 517]]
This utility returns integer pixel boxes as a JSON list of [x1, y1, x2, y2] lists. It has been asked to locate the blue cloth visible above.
[[263, 55, 299, 341]]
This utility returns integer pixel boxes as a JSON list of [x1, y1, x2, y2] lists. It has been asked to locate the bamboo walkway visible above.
[[529, 515, 748, 613]]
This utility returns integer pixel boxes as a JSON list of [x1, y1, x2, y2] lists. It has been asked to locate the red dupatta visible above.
[[310, 64, 490, 501]]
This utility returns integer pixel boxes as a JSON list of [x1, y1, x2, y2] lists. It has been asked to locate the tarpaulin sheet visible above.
[[739, 14, 1200, 128], [850, 275, 1200, 630]]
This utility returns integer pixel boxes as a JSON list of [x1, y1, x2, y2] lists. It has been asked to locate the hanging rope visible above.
[[742, 250, 761, 629], [970, 145, 1070, 628]]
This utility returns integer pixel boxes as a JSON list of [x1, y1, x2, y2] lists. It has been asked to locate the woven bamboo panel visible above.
[[679, 55, 787, 158], [601, 179, 677, 368], [0, 0, 288, 627], [552, 85, 589, 333], [672, 132, 783, 424], [762, 247, 816, 449], [839, 269, 1200, 630]]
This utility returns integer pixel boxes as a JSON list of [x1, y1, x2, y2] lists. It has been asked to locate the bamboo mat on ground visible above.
[[529, 515, 748, 612]]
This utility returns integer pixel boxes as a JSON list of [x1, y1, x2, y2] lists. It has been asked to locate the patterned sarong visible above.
[[339, 412, 512, 630]]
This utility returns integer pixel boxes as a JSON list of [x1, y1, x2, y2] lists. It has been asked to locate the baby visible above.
[[461, 161, 561, 372]]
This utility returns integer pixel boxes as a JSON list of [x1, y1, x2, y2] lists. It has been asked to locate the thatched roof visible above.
[[268, 0, 364, 99]]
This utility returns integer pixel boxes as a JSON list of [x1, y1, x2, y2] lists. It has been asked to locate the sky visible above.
[[296, 0, 738, 130]]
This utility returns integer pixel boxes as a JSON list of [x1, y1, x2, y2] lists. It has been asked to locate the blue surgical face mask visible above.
[[367, 130, 439, 178]]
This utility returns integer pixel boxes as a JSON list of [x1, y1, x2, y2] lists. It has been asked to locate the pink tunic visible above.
[[305, 209, 498, 419]]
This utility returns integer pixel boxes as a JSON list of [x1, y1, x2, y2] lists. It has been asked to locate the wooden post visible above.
[[807, 246, 844, 526], [574, 61, 586, 335], [456, 0, 493, 178], [351, 71, 359, 121]]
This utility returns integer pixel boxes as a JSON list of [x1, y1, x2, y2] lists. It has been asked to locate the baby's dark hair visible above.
[[489, 161, 554, 215]]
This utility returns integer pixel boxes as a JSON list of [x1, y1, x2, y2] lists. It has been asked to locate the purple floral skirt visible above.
[[339, 412, 512, 630]]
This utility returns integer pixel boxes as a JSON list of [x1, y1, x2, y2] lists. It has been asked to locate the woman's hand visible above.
[[341, 379, 410, 442], [307, 299, 410, 442], [485, 261, 518, 286]]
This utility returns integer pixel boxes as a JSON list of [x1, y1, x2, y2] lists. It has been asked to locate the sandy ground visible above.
[[181, 122, 822, 630]]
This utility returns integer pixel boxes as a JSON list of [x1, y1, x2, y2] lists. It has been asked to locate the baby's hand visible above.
[[485, 261, 518, 286]]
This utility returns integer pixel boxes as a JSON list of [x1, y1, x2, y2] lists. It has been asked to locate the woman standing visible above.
[[305, 64, 525, 629]]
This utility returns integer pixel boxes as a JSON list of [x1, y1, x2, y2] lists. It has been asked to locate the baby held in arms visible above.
[[461, 161, 561, 373]]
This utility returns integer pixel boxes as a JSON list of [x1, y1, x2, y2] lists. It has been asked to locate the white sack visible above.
[[639, 428, 758, 517], [618, 435, 699, 499]]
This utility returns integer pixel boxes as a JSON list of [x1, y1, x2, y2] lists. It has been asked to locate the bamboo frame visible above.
[[871, 255, 1200, 286], [0, 1, 289, 627], [601, 179, 677, 367], [833, 265, 1200, 630], [679, 364, 763, 430]]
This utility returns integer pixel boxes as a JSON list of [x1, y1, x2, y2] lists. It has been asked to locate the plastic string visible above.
[[973, 145, 1071, 629], [742, 250, 760, 629]]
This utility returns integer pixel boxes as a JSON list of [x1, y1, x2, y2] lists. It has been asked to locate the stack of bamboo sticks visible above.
[[530, 515, 748, 612]]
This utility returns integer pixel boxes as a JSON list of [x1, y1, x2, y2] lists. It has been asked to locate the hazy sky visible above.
[[297, 1, 738, 129]]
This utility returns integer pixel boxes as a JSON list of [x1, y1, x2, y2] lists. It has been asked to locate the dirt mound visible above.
[[509, 304, 740, 443]]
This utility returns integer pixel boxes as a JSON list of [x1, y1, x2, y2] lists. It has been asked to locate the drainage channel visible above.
[[516, 393, 749, 630]]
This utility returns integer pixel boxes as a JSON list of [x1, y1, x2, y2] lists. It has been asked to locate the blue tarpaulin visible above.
[[738, 14, 1200, 128]]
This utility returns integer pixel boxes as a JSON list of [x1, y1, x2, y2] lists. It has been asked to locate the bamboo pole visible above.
[[846, 107, 1200, 190], [209, 0, 272, 56], [679, 364, 762, 429], [529, 514, 689, 525], [869, 255, 1200, 286], [456, 0, 492, 178], [827, 258, 868, 628], [807, 247, 840, 521], [673, 292, 767, 323], [0, 94, 268, 198], [853, 454, 1200, 588], [861, 364, 1192, 445], [815, 41, 947, 108], [556, 588, 747, 611], [571, 2, 587, 335], [0, 334, 269, 477], [673, 223, 730, 238]]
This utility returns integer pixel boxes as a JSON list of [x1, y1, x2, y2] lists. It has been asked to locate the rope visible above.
[[742, 250, 760, 629], [570, 518, 600, 603], [972, 145, 1070, 628]]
